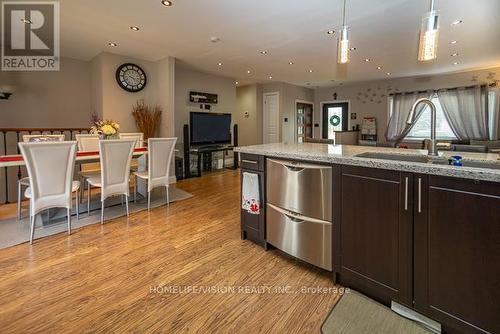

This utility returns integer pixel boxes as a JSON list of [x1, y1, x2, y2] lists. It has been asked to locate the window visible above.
[[405, 95, 456, 140]]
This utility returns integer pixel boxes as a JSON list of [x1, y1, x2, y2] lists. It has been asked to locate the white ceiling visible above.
[[60, 0, 500, 87]]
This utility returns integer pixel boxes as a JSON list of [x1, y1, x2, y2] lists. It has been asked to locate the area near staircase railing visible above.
[[0, 128, 90, 204]]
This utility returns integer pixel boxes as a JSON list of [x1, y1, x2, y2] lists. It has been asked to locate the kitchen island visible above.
[[235, 143, 500, 334]]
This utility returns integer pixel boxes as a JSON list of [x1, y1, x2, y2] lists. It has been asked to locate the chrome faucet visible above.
[[406, 98, 438, 156]]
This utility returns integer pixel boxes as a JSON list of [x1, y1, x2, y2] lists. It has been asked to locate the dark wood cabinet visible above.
[[414, 175, 500, 334], [243, 154, 500, 332], [336, 165, 413, 307], [240, 154, 266, 248]]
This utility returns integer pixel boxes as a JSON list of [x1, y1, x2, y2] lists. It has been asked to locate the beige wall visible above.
[[156, 57, 176, 138], [0, 53, 176, 136], [174, 63, 236, 147], [91, 52, 160, 133], [262, 82, 314, 143], [236, 84, 263, 146], [0, 57, 91, 128], [314, 66, 500, 142]]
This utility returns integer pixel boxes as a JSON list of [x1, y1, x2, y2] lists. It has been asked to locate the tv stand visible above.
[[182, 123, 239, 179], [189, 145, 234, 177]]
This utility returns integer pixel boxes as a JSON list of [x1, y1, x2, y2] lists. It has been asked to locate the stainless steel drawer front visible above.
[[266, 203, 332, 271], [266, 158, 332, 221]]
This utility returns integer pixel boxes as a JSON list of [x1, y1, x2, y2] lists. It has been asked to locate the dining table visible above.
[[0, 147, 148, 168], [0, 147, 150, 208]]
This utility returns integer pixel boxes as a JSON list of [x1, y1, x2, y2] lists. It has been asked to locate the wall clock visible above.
[[116, 63, 147, 92]]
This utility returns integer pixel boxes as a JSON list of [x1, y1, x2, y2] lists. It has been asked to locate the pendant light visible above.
[[417, 0, 439, 61], [337, 0, 350, 64]]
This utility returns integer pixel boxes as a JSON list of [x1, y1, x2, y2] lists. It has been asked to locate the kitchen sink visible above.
[[355, 152, 500, 170], [431, 159, 500, 170], [355, 152, 430, 163]]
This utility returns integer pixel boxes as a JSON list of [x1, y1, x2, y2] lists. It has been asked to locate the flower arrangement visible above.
[[132, 100, 162, 140], [90, 114, 120, 139]]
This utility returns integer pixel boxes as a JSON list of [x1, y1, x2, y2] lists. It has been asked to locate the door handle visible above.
[[404, 177, 408, 211], [242, 159, 257, 164], [267, 203, 330, 225], [284, 165, 305, 172], [418, 177, 422, 213], [284, 214, 305, 224]]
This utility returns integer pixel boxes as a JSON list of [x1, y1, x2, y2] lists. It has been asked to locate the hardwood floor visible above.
[[0, 170, 341, 333]]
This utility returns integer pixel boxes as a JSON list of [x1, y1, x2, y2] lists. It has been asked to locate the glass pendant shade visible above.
[[338, 26, 350, 64], [418, 10, 439, 61]]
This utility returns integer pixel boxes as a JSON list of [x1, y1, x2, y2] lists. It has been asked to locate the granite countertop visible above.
[[235, 143, 500, 182]]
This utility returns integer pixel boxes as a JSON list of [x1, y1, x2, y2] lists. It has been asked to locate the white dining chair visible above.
[[17, 134, 65, 220], [133, 138, 177, 211], [75, 133, 100, 151], [75, 134, 101, 202], [119, 132, 144, 148], [86, 139, 135, 224], [18, 141, 80, 244], [119, 133, 144, 174], [23, 134, 65, 142]]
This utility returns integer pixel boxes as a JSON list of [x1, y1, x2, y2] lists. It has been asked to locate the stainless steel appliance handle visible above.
[[241, 159, 258, 164], [267, 203, 331, 225], [404, 177, 408, 211], [267, 158, 330, 171], [418, 177, 422, 213]]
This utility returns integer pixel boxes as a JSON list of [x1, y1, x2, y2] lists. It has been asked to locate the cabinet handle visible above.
[[242, 159, 258, 164], [418, 177, 422, 213], [404, 177, 408, 211]]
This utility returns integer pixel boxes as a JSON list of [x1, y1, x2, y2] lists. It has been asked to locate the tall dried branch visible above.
[[132, 100, 162, 140]]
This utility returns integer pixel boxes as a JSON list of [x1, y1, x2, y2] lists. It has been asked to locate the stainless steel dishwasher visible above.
[[266, 158, 332, 271]]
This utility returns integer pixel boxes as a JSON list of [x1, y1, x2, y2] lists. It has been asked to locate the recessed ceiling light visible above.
[[209, 36, 221, 43], [327, 30, 335, 35], [451, 53, 459, 57], [364, 58, 371, 62], [309, 69, 314, 73], [108, 42, 118, 47], [269, 75, 273, 79], [450, 40, 458, 45], [453, 62, 459, 65], [217, 62, 223, 66], [451, 20, 463, 25], [20, 18, 32, 24], [130, 26, 140, 31], [386, 72, 391, 76], [289, 61, 294, 65], [260, 51, 268, 55], [350, 47, 356, 51], [247, 70, 251, 74], [161, 0, 172, 7], [376, 66, 382, 70], [235, 81, 239, 85]]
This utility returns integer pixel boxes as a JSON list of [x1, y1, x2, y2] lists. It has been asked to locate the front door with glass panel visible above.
[[322, 102, 348, 139]]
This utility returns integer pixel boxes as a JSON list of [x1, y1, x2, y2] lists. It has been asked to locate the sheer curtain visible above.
[[385, 91, 431, 142], [437, 85, 489, 140], [489, 86, 499, 140]]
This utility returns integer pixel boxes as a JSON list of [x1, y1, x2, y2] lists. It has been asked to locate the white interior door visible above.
[[263, 92, 279, 144]]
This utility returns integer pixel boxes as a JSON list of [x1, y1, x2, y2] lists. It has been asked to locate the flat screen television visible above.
[[190, 112, 232, 145]]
